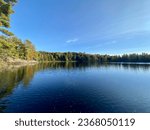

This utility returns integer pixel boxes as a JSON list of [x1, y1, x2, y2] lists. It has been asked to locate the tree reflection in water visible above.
[[0, 62, 150, 112]]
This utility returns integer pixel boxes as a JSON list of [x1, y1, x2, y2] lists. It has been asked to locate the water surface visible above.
[[0, 62, 150, 113]]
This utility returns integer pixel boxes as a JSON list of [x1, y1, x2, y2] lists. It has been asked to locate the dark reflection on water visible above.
[[0, 62, 150, 113]]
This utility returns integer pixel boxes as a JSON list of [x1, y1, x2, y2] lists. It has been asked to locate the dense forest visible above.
[[0, 0, 150, 65], [38, 52, 150, 63], [1, 35, 150, 63]]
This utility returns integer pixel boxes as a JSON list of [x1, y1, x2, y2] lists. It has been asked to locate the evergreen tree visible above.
[[0, 0, 17, 36]]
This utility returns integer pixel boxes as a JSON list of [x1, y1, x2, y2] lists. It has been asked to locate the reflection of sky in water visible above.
[[0, 63, 150, 113]]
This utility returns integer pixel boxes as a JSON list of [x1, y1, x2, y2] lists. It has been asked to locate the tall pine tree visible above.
[[0, 0, 17, 36]]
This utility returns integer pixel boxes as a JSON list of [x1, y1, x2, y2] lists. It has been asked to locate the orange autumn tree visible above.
[[24, 40, 37, 61]]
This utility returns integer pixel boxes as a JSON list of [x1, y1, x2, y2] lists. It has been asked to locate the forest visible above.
[[0, 0, 150, 65]]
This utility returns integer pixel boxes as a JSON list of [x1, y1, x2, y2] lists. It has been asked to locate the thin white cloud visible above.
[[66, 38, 79, 43], [111, 40, 117, 44]]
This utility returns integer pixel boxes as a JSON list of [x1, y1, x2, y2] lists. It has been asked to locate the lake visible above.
[[0, 62, 150, 113]]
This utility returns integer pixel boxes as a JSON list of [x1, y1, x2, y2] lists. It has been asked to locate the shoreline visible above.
[[1, 58, 150, 71], [0, 59, 38, 71], [0, 59, 77, 70]]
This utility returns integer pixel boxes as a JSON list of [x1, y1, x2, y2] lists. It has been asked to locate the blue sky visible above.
[[9, 0, 150, 54]]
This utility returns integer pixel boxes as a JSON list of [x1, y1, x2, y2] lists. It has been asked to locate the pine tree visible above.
[[0, 0, 17, 36]]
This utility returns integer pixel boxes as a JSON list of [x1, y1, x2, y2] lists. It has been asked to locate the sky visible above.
[[9, 0, 150, 55]]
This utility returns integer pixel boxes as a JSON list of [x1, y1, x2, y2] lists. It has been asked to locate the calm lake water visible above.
[[0, 62, 150, 113]]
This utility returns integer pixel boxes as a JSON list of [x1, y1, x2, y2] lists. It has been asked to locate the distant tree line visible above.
[[1, 35, 150, 63], [38, 51, 150, 63]]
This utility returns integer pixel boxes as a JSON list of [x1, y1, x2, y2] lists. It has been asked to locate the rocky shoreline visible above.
[[0, 58, 38, 71]]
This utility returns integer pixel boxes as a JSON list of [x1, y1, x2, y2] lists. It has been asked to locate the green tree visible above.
[[0, 0, 17, 36], [24, 40, 37, 60]]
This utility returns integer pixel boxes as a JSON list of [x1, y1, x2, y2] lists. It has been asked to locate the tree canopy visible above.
[[0, 0, 17, 36]]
